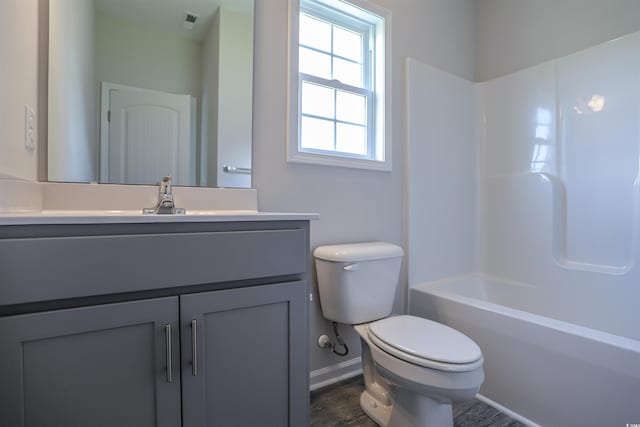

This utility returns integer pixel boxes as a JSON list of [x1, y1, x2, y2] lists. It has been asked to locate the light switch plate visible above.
[[25, 105, 36, 151]]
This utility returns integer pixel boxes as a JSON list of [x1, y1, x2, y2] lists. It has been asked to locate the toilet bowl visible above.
[[313, 242, 485, 427], [355, 316, 484, 427]]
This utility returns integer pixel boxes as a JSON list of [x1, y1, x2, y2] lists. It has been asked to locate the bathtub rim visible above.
[[411, 273, 640, 353]]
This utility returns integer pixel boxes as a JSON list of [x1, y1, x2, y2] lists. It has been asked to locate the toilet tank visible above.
[[313, 242, 403, 324]]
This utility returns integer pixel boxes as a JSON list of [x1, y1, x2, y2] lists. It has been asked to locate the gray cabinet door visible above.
[[180, 281, 308, 427], [0, 297, 182, 427]]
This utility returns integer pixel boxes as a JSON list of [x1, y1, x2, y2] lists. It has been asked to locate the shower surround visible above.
[[406, 32, 640, 426]]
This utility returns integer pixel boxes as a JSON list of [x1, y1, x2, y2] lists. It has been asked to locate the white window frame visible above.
[[287, 0, 392, 171], [299, 3, 373, 160]]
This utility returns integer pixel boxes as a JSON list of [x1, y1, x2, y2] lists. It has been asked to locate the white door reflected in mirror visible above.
[[104, 85, 195, 186]]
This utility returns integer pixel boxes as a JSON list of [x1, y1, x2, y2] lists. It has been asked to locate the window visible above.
[[288, 0, 390, 171]]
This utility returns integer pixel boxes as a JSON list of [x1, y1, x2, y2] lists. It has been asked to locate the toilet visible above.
[[313, 242, 484, 427]]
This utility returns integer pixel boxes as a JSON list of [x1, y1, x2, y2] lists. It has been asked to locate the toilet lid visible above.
[[368, 315, 482, 366]]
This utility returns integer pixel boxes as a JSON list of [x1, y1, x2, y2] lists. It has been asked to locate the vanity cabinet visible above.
[[0, 297, 183, 427], [0, 220, 310, 427], [180, 281, 306, 427]]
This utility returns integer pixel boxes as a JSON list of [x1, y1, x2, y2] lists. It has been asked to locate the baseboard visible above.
[[309, 357, 362, 391], [476, 393, 540, 427]]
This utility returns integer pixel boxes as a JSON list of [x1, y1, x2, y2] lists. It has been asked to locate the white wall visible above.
[[253, 0, 476, 373], [0, 0, 39, 181], [474, 0, 640, 81], [48, 0, 97, 183], [216, 8, 253, 188]]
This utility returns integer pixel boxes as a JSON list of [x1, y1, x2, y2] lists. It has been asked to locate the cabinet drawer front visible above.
[[0, 229, 307, 306]]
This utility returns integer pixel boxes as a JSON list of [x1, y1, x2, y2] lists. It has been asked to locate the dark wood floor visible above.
[[310, 376, 525, 427]]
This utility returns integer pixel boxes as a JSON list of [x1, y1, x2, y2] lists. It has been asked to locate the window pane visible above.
[[302, 81, 335, 119], [333, 26, 362, 62], [336, 123, 366, 155], [336, 91, 366, 124], [333, 58, 362, 87], [299, 47, 331, 80], [301, 116, 334, 151], [299, 14, 331, 52]]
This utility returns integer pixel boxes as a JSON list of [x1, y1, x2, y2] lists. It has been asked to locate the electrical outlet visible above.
[[25, 106, 36, 151]]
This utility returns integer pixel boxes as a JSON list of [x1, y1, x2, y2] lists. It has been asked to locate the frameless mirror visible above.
[[47, 0, 253, 188]]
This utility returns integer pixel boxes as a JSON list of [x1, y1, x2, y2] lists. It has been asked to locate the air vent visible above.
[[183, 11, 199, 30]]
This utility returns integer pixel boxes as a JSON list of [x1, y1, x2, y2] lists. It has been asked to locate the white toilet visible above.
[[313, 242, 484, 427]]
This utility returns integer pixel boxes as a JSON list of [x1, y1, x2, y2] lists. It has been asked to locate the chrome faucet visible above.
[[143, 176, 185, 214]]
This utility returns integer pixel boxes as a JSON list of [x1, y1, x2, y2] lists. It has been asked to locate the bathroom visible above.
[[1, 0, 640, 426]]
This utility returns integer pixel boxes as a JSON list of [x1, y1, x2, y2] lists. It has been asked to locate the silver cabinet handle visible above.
[[165, 324, 173, 383], [191, 319, 198, 376]]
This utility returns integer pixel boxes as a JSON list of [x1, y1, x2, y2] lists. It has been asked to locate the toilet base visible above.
[[361, 389, 392, 426], [361, 388, 453, 427], [388, 388, 453, 427]]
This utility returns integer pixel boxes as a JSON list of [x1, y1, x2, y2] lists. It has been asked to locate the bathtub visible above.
[[409, 274, 640, 427]]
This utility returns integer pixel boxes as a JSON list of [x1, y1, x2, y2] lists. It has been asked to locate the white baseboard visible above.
[[309, 357, 362, 391], [476, 393, 540, 427]]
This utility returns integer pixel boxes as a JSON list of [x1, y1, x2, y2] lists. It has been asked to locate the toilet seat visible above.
[[368, 315, 483, 372]]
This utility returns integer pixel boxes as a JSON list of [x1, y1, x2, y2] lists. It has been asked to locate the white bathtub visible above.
[[410, 275, 640, 427]]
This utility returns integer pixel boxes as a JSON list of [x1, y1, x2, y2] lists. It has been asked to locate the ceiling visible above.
[[94, 0, 253, 41]]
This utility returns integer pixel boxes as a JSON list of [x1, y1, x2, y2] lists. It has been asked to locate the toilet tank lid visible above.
[[314, 242, 404, 262]]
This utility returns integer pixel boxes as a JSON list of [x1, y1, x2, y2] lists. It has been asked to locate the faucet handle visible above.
[[143, 175, 185, 214], [158, 175, 172, 197], [160, 176, 173, 195]]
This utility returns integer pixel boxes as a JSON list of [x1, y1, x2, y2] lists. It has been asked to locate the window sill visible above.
[[286, 150, 391, 171]]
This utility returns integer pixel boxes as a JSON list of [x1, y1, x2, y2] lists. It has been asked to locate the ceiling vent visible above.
[[183, 11, 199, 30]]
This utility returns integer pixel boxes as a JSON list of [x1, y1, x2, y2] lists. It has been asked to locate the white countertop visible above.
[[0, 210, 319, 225], [0, 179, 318, 225]]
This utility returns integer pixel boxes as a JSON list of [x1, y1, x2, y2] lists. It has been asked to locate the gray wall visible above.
[[252, 0, 476, 373], [0, 0, 39, 181], [200, 10, 221, 187], [474, 0, 640, 81], [95, 14, 203, 98], [216, 8, 253, 189]]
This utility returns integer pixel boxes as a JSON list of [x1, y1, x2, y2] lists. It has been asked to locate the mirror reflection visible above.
[[48, 0, 253, 188]]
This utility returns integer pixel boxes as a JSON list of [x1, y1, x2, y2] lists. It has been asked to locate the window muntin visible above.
[[299, 13, 366, 88], [288, 0, 389, 171], [298, 2, 374, 159]]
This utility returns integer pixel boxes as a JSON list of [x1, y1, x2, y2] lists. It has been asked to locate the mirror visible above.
[[47, 0, 253, 188]]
